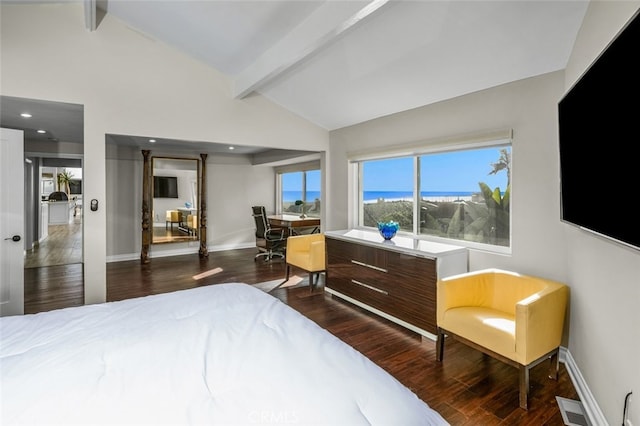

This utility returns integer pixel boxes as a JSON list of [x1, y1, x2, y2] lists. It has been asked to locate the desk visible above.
[[268, 214, 320, 236]]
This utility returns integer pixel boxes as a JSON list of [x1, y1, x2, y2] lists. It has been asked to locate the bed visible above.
[[1, 283, 448, 425]]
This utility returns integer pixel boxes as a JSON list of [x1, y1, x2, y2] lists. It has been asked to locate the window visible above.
[[356, 143, 511, 250], [278, 166, 321, 218], [361, 157, 414, 232]]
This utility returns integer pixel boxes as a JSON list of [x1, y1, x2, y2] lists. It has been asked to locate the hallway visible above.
[[25, 212, 82, 268]]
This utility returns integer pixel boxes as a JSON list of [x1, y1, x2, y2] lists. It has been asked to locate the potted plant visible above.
[[57, 169, 74, 196], [294, 199, 307, 218]]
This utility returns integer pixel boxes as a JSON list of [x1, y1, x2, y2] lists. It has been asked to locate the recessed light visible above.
[[228, 146, 235, 150], [37, 130, 46, 134], [149, 139, 156, 143], [20, 113, 32, 118]]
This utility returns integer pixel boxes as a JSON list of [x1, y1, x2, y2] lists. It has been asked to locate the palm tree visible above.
[[57, 169, 74, 196], [447, 148, 511, 246], [488, 148, 511, 188]]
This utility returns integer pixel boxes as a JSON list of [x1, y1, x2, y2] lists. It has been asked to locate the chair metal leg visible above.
[[519, 365, 530, 410], [285, 264, 291, 281], [308, 272, 319, 291], [435, 328, 445, 362], [548, 349, 559, 380]]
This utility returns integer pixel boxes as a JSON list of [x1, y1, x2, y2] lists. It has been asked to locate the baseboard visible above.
[[106, 253, 140, 263], [106, 242, 257, 263], [560, 347, 607, 426]]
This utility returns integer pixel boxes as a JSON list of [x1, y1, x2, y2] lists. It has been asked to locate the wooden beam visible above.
[[83, 0, 97, 32], [233, 0, 389, 99]]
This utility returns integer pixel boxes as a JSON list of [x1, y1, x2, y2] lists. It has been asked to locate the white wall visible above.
[[1, 3, 328, 303], [563, 3, 640, 425]]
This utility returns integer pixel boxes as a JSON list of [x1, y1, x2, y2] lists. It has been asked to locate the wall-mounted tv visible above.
[[153, 176, 178, 198], [558, 10, 640, 251]]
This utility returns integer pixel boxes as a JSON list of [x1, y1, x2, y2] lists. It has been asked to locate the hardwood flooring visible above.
[[24, 248, 579, 425], [152, 225, 198, 244], [24, 214, 82, 268]]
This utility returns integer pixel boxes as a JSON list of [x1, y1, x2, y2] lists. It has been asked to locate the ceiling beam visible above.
[[83, 0, 97, 32], [233, 0, 389, 99]]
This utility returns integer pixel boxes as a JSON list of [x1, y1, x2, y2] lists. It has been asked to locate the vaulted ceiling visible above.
[[1, 0, 590, 155], [99, 0, 589, 130]]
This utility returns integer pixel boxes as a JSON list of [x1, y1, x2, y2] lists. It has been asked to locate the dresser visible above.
[[325, 229, 467, 340]]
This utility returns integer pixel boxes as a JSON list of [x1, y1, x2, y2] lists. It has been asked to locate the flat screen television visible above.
[[558, 9, 640, 251], [153, 176, 178, 198]]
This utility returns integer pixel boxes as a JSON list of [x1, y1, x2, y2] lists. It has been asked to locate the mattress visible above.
[[0, 283, 448, 425]]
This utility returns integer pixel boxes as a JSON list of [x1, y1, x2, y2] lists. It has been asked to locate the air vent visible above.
[[556, 396, 590, 426]]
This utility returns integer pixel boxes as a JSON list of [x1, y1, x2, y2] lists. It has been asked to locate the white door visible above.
[[1, 127, 25, 316]]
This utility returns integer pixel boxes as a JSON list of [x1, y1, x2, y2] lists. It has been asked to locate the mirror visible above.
[[141, 151, 208, 263], [151, 157, 199, 244]]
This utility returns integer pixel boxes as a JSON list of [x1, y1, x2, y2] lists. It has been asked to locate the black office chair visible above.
[[251, 206, 286, 261]]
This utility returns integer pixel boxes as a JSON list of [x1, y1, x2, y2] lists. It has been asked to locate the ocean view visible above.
[[283, 190, 477, 203]]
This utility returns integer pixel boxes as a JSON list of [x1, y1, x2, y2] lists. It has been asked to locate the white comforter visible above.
[[0, 283, 448, 425]]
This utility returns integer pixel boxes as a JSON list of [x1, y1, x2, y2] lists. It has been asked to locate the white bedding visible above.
[[0, 283, 448, 425]]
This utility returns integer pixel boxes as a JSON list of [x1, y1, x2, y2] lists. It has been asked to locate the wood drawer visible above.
[[327, 238, 387, 270], [327, 275, 434, 333], [385, 251, 437, 300]]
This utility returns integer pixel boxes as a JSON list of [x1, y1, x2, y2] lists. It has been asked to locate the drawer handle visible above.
[[351, 279, 388, 295], [351, 260, 388, 273]]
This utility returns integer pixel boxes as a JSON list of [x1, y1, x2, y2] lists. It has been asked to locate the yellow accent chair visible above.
[[165, 210, 180, 230], [186, 214, 198, 235], [436, 268, 568, 410], [283, 233, 326, 290]]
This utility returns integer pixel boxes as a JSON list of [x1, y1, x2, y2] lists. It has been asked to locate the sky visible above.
[[282, 170, 321, 192], [281, 146, 510, 194], [363, 146, 509, 192]]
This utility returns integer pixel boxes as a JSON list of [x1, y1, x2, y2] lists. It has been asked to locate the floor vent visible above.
[[556, 396, 590, 426]]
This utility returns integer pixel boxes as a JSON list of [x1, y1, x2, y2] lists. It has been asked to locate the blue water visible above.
[[283, 190, 476, 202]]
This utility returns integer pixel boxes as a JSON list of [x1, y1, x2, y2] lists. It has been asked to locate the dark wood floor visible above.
[[24, 248, 579, 425]]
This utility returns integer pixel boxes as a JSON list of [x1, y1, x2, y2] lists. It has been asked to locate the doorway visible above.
[[24, 162, 83, 268], [1, 95, 84, 313]]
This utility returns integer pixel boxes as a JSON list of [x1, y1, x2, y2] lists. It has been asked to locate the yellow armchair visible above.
[[165, 210, 180, 230], [436, 268, 568, 410], [186, 214, 198, 235], [283, 233, 326, 289]]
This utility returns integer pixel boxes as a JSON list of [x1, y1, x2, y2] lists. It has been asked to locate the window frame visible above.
[[349, 131, 512, 254], [275, 161, 321, 216]]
